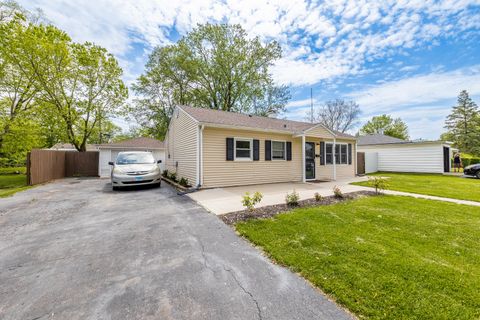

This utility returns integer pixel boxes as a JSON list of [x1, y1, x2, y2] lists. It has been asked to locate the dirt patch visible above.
[[220, 190, 377, 225]]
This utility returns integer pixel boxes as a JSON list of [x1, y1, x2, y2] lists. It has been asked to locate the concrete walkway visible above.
[[189, 177, 480, 215], [188, 177, 369, 215]]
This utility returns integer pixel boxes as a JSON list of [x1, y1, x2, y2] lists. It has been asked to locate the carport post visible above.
[[302, 135, 306, 182]]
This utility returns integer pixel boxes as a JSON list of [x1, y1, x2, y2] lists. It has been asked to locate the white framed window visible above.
[[234, 138, 253, 160], [271, 140, 286, 160], [326, 143, 348, 165]]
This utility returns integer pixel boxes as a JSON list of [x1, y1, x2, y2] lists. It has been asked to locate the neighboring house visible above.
[[357, 134, 453, 174], [165, 105, 357, 188], [98, 137, 165, 177]]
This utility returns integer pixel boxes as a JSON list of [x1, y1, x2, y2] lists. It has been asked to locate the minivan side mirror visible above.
[[157, 160, 162, 164], [108, 161, 114, 165]]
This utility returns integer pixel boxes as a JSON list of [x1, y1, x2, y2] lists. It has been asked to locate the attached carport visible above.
[[98, 137, 165, 177]]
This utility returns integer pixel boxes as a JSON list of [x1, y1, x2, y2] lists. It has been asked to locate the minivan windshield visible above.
[[116, 153, 155, 165]]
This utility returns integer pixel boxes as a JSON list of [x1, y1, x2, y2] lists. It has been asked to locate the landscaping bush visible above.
[[179, 177, 189, 187], [0, 167, 26, 175], [162, 169, 169, 178], [285, 190, 300, 206], [169, 172, 177, 182], [314, 192, 323, 202], [242, 191, 263, 211], [333, 186, 343, 198], [368, 176, 389, 195]]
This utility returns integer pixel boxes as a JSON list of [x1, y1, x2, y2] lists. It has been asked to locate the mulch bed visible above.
[[220, 190, 377, 225]]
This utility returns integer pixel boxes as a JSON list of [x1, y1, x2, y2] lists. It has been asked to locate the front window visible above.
[[235, 138, 252, 160], [272, 141, 286, 160], [116, 153, 155, 165], [326, 143, 348, 165]]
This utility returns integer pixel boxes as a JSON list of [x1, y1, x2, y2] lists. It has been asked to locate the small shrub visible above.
[[314, 192, 323, 202], [179, 177, 189, 187], [169, 172, 177, 182], [285, 189, 300, 206], [242, 191, 263, 211], [162, 170, 169, 177], [368, 176, 389, 195], [333, 186, 343, 198]]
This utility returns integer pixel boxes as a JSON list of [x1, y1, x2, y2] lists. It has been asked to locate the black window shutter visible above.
[[226, 138, 234, 161], [253, 139, 259, 161], [286, 142, 292, 161], [265, 140, 271, 161], [348, 143, 352, 165], [320, 142, 325, 165]]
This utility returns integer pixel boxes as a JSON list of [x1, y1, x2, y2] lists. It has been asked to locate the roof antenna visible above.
[[310, 88, 314, 123]]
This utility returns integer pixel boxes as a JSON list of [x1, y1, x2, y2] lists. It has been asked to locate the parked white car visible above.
[[109, 151, 162, 190]]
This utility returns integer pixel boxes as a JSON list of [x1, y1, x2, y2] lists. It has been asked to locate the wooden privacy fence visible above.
[[27, 149, 99, 185], [357, 152, 366, 175]]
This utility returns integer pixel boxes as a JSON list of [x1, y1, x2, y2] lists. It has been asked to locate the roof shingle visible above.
[[99, 137, 164, 149], [357, 134, 405, 146]]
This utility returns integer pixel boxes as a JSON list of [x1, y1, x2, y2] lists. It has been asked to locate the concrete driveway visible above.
[[189, 177, 369, 215], [0, 178, 352, 320]]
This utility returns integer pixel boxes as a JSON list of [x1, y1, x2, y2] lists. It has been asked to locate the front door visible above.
[[305, 142, 315, 180]]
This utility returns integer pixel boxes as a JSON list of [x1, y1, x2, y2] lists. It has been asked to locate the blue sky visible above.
[[20, 0, 480, 139]]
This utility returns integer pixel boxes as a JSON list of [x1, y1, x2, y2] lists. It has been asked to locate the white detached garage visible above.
[[98, 137, 165, 177], [357, 134, 453, 174]]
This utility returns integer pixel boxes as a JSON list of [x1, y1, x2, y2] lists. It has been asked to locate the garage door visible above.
[[99, 149, 165, 178]]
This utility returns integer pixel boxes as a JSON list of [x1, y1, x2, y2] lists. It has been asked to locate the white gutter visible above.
[[302, 135, 306, 182]]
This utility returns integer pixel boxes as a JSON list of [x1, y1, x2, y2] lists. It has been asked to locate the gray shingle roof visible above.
[[99, 137, 164, 149], [357, 134, 405, 146], [179, 105, 355, 139]]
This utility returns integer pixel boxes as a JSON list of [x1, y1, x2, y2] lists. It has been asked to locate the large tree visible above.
[[360, 114, 409, 140], [1, 22, 128, 151], [306, 99, 360, 133], [444, 90, 480, 155], [132, 23, 289, 139]]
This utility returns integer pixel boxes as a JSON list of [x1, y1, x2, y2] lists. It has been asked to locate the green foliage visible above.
[[162, 169, 169, 178], [367, 176, 389, 195], [360, 114, 409, 140], [0, 166, 25, 174], [333, 185, 343, 198], [285, 189, 300, 206], [352, 172, 480, 202], [178, 177, 189, 187], [314, 192, 323, 202], [168, 171, 177, 182], [132, 23, 289, 139], [444, 90, 480, 155], [236, 196, 480, 319], [242, 191, 264, 211]]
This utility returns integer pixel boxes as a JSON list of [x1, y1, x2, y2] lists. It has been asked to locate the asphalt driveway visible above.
[[0, 178, 352, 320]]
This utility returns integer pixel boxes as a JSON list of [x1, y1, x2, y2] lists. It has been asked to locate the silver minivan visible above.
[[109, 151, 162, 190]]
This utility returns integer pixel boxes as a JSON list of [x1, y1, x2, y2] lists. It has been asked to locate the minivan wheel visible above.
[[113, 186, 119, 191], [154, 182, 161, 188], [476, 171, 480, 179]]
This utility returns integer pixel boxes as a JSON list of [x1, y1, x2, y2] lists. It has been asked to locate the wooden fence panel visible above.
[[357, 152, 365, 175], [27, 149, 99, 185], [65, 151, 99, 177]]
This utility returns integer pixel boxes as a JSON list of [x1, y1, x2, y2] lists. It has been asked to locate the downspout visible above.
[[333, 137, 337, 181], [198, 124, 204, 187], [302, 135, 306, 182]]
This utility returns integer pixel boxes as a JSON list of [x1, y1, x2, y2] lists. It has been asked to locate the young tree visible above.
[[307, 99, 361, 133], [2, 22, 128, 151], [360, 114, 409, 140], [444, 90, 480, 154], [132, 23, 289, 139]]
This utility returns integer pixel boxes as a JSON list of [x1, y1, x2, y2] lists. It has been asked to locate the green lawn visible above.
[[352, 172, 480, 202], [236, 196, 480, 319], [0, 174, 30, 197]]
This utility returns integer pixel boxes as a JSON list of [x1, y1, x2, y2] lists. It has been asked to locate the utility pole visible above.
[[310, 88, 314, 123]]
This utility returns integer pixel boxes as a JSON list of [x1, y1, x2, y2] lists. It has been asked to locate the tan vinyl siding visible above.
[[202, 127, 302, 188], [166, 108, 198, 184], [304, 125, 335, 139]]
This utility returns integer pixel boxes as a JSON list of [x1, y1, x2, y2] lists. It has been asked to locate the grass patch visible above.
[[236, 196, 480, 319], [0, 174, 30, 197], [0, 166, 26, 175], [352, 172, 479, 202]]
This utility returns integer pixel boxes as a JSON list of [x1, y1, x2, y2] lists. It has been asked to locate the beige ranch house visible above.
[[165, 105, 357, 189]]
